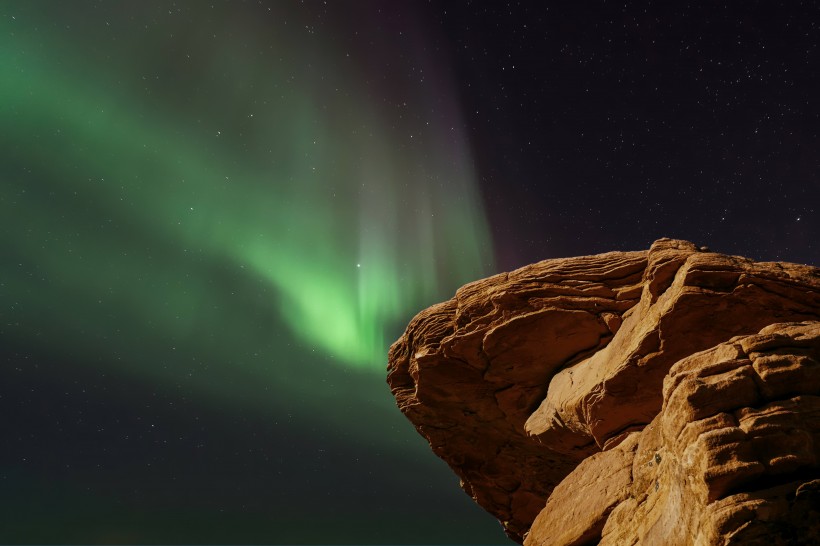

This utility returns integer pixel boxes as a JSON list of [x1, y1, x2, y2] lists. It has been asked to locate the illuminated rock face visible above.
[[387, 239, 820, 545]]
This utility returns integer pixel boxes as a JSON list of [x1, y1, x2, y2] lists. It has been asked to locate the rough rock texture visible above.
[[387, 239, 820, 544]]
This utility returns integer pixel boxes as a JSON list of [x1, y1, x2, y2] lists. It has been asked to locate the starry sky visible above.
[[1, 1, 818, 544]]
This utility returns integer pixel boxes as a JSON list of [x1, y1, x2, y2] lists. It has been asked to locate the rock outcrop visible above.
[[387, 239, 820, 545]]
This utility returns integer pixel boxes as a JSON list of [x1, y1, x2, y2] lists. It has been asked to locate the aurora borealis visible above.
[[2, 1, 492, 373], [2, 1, 504, 543], [2, 1, 818, 544]]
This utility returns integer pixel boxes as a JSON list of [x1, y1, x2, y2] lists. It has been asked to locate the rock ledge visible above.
[[387, 239, 820, 545]]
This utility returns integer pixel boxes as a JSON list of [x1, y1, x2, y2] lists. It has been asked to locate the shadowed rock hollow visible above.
[[387, 239, 820, 545]]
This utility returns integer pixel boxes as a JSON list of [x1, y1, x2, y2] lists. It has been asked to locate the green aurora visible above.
[[1, 3, 492, 376], [0, 2, 506, 543]]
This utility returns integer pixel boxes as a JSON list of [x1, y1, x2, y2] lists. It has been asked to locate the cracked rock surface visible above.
[[387, 239, 820, 544]]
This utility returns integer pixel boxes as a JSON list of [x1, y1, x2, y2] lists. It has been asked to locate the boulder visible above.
[[387, 239, 820, 544]]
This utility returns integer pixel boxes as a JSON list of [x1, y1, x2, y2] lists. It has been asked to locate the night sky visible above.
[[1, 1, 818, 545]]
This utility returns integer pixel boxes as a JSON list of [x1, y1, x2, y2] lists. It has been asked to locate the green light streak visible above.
[[0, 5, 493, 383]]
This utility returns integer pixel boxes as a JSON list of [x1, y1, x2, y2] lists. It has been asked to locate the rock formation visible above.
[[387, 239, 820, 545]]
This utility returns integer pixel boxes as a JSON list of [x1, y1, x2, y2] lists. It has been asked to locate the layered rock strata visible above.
[[387, 239, 820, 544]]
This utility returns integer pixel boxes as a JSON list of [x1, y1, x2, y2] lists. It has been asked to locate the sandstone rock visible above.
[[387, 239, 820, 544], [599, 321, 820, 546]]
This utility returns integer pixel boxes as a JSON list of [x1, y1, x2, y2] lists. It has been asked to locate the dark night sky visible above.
[[1, 1, 818, 545], [444, 2, 818, 268]]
